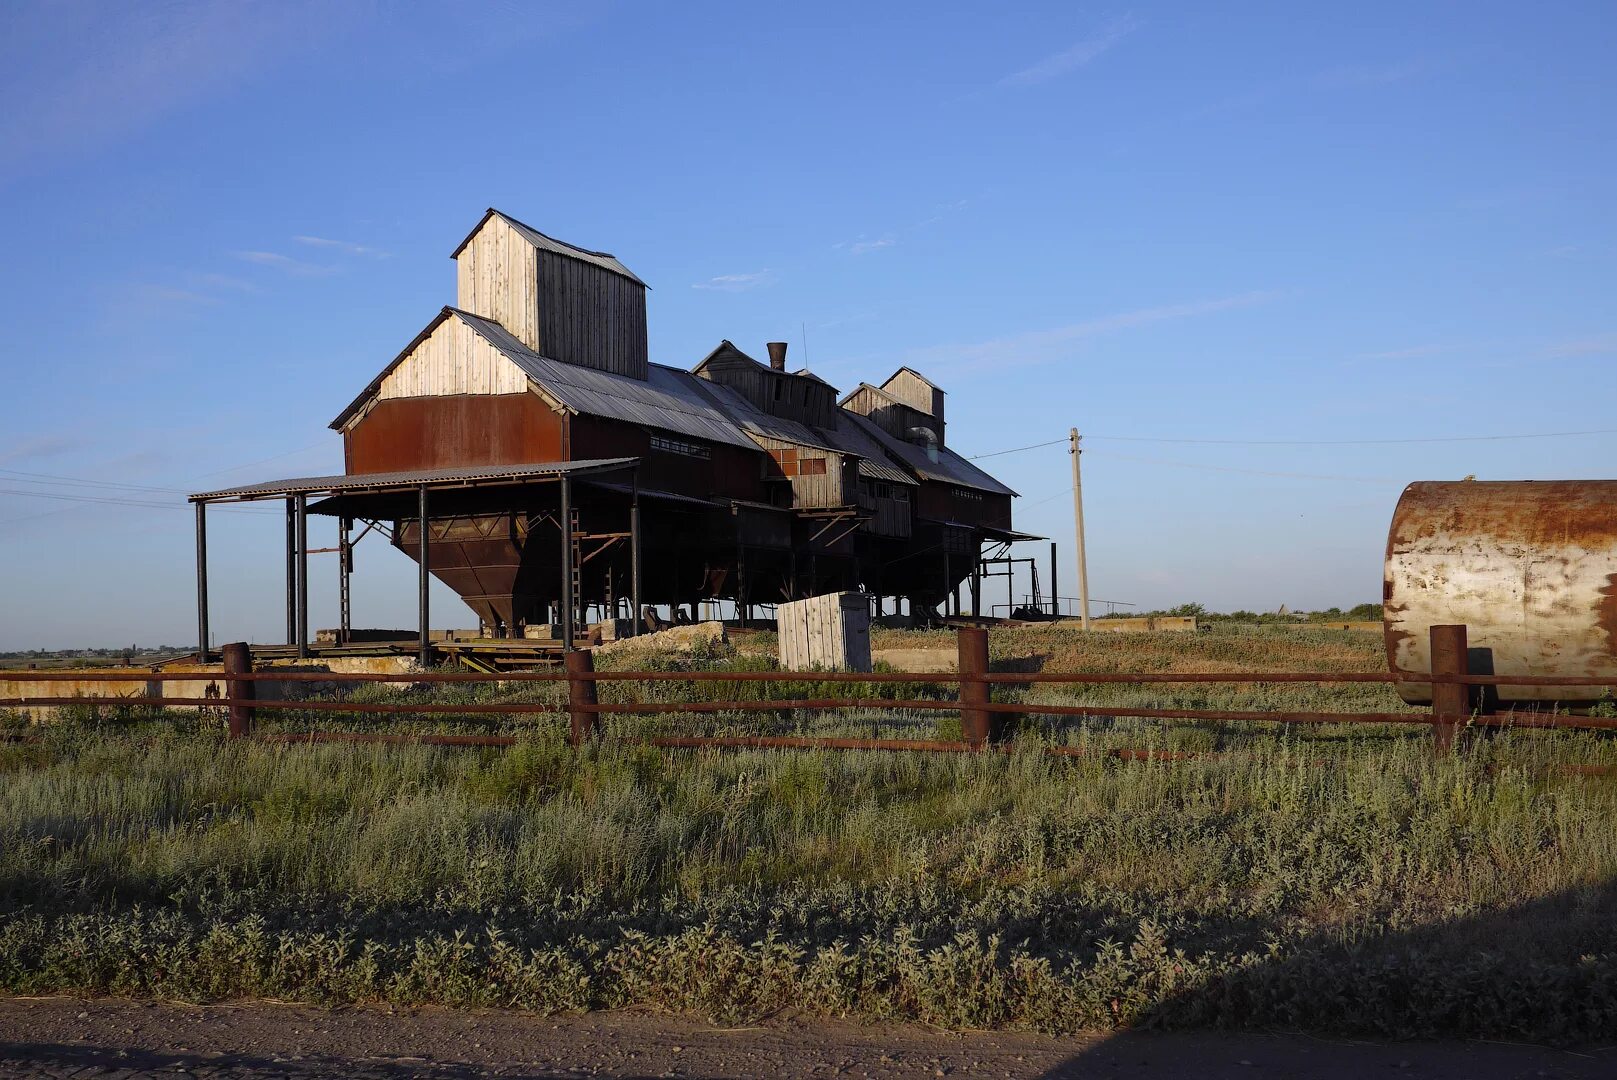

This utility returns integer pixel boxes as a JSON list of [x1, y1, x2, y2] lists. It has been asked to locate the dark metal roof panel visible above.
[[842, 411, 1018, 496], [192, 459, 637, 502], [690, 380, 844, 454], [453, 311, 759, 450], [821, 412, 918, 486]]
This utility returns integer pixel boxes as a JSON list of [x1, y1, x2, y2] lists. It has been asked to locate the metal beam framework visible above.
[[284, 497, 296, 645], [630, 474, 643, 637], [184, 459, 645, 655], [559, 474, 574, 652], [417, 484, 430, 667], [295, 493, 309, 659], [194, 501, 209, 663]]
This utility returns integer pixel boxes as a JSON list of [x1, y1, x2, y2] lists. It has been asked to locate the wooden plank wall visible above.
[[777, 591, 872, 671], [456, 216, 540, 352], [538, 251, 648, 379], [754, 437, 846, 507], [881, 369, 945, 429], [856, 482, 912, 537], [375, 316, 531, 402], [699, 348, 837, 427]]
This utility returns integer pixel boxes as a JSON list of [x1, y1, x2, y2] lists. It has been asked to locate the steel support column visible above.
[[295, 493, 309, 659], [194, 501, 210, 663], [284, 497, 296, 645], [1049, 541, 1059, 618], [559, 476, 574, 652], [338, 515, 352, 644], [417, 485, 430, 667], [629, 477, 642, 637]]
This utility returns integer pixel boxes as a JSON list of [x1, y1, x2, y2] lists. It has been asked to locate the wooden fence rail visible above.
[[3, 625, 1614, 754]]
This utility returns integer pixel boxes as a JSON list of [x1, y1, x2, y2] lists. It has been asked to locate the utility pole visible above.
[[1069, 428, 1091, 629]]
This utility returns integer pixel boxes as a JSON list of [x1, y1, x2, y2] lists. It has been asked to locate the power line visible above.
[[966, 438, 1066, 460], [0, 487, 275, 518], [967, 427, 1617, 458], [1084, 450, 1400, 484], [0, 468, 193, 495], [0, 442, 331, 527], [1087, 428, 1617, 447]]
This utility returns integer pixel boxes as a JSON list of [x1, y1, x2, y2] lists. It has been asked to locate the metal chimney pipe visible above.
[[767, 341, 788, 371]]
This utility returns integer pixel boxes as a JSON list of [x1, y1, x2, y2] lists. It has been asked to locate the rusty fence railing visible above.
[[3, 626, 1615, 757]]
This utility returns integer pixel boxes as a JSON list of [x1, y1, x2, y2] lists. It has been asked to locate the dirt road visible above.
[[0, 997, 1608, 1079]]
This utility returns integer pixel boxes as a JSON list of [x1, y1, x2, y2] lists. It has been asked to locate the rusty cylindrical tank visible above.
[[1384, 480, 1617, 705]]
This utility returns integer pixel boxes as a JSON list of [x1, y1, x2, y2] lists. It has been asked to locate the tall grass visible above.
[[2, 627, 1615, 1039]]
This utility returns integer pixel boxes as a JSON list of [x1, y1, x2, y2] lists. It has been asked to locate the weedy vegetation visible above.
[[2, 625, 1616, 1041]]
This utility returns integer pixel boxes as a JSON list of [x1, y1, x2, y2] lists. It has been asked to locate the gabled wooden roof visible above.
[[450, 208, 646, 287]]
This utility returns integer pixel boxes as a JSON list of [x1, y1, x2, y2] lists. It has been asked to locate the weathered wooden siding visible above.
[[881, 369, 945, 429], [754, 436, 846, 507], [778, 591, 872, 672], [372, 314, 531, 403], [537, 252, 648, 380], [914, 483, 1012, 531], [857, 478, 912, 538], [456, 216, 648, 379], [569, 415, 767, 503], [345, 394, 566, 474], [455, 215, 540, 353], [844, 386, 940, 447], [698, 346, 837, 428]]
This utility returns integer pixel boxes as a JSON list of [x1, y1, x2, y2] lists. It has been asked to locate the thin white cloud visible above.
[[692, 270, 775, 292], [1316, 58, 1431, 88], [1000, 15, 1139, 87], [294, 235, 391, 258], [189, 271, 260, 292], [0, 434, 93, 468], [234, 250, 337, 276], [849, 236, 896, 255], [0, 1, 364, 183], [131, 284, 219, 305], [1543, 332, 1617, 358], [1358, 343, 1460, 361], [901, 291, 1278, 375]]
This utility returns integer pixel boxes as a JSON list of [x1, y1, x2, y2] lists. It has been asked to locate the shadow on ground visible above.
[[1041, 873, 1617, 1077]]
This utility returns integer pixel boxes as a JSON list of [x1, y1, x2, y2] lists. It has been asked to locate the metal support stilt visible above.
[[194, 501, 210, 663]]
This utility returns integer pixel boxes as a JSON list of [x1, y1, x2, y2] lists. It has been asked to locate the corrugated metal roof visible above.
[[842, 411, 1018, 496], [682, 370, 916, 486], [450, 209, 645, 287], [454, 310, 759, 450], [687, 379, 844, 454], [192, 459, 638, 502], [821, 412, 917, 486]]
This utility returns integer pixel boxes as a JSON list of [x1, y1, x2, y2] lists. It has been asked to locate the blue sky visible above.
[[1, 1, 1614, 648]]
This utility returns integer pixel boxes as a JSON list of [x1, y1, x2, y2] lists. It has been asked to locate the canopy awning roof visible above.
[[190, 458, 638, 504]]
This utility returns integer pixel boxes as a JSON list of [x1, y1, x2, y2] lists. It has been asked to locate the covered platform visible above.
[[188, 459, 643, 663]]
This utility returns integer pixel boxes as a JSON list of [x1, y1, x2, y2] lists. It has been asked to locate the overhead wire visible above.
[[966, 427, 1617, 459]]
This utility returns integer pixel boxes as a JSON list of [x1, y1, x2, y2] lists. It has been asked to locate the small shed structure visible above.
[[777, 591, 872, 672]]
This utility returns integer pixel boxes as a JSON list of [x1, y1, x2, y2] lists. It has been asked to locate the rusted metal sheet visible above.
[[344, 393, 566, 474], [1385, 480, 1617, 705]]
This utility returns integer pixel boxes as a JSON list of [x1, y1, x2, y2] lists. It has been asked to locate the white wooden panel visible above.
[[378, 316, 530, 401], [777, 591, 871, 672], [455, 216, 540, 353]]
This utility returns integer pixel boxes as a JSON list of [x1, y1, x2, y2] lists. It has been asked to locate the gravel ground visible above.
[[0, 997, 1610, 1079]]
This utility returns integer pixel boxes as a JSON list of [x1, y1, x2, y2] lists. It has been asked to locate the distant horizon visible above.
[[1, 602, 1388, 654]]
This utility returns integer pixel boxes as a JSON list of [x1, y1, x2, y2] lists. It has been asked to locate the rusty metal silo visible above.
[[1384, 480, 1617, 705]]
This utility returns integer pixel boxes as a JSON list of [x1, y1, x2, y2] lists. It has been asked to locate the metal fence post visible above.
[[566, 648, 597, 746], [1429, 624, 1469, 752], [221, 641, 255, 739], [957, 627, 992, 747]]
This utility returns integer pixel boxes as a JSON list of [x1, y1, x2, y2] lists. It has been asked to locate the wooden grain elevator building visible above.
[[190, 209, 1031, 652]]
